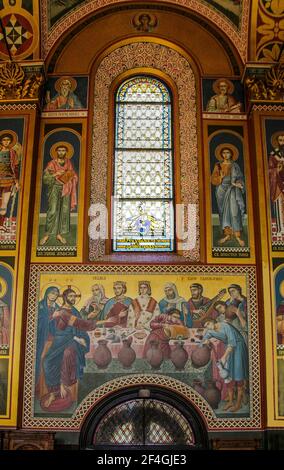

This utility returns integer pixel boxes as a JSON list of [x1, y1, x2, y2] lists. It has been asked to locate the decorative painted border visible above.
[[255, 1, 284, 63], [40, 0, 249, 62], [212, 247, 250, 254], [89, 42, 199, 260], [203, 113, 247, 121], [41, 111, 88, 118], [36, 246, 76, 254], [22, 263, 261, 430], [0, 104, 37, 111], [252, 104, 284, 112]]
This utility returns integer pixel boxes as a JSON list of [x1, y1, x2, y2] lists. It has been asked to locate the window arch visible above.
[[90, 42, 199, 262], [112, 76, 174, 252]]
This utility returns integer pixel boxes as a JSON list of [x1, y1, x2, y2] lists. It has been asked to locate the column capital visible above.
[[243, 63, 284, 104], [0, 60, 45, 103]]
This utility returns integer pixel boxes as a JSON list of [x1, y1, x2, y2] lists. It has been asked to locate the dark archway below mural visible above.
[[79, 386, 209, 450]]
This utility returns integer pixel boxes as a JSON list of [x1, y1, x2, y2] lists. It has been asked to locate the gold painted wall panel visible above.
[[0, 108, 38, 426], [0, 0, 40, 61]]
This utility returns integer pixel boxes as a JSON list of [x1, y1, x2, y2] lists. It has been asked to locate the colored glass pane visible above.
[[113, 76, 174, 252]]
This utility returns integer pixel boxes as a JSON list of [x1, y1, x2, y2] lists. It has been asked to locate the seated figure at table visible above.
[[80, 284, 109, 320], [127, 281, 160, 330], [143, 308, 189, 360], [188, 283, 211, 327], [98, 281, 132, 328], [188, 283, 225, 327], [159, 283, 192, 328]]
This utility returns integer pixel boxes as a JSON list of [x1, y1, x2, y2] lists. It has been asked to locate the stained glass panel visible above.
[[113, 76, 174, 252], [93, 399, 195, 446]]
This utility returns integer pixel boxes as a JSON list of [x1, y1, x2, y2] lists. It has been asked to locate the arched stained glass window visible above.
[[93, 399, 195, 446], [113, 76, 174, 252]]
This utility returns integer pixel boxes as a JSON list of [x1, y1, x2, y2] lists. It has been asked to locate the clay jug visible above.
[[192, 379, 205, 397], [146, 340, 163, 370], [170, 341, 188, 370], [93, 339, 112, 369], [117, 337, 136, 369], [191, 343, 212, 368], [203, 380, 221, 409]]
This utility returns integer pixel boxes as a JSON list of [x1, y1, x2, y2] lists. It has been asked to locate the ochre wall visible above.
[[1, 0, 284, 447]]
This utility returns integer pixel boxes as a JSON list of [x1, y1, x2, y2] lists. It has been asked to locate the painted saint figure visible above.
[[143, 308, 184, 359], [45, 77, 83, 111], [159, 283, 192, 327], [211, 143, 246, 247], [206, 79, 242, 113], [188, 283, 218, 327], [40, 142, 78, 246], [35, 286, 60, 397], [42, 288, 97, 411], [0, 278, 10, 346], [127, 281, 160, 330], [0, 131, 21, 232], [80, 284, 109, 320], [268, 131, 284, 235], [189, 284, 227, 327], [99, 281, 132, 327], [276, 298, 284, 345]]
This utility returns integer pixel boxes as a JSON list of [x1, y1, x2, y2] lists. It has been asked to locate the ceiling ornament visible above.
[[0, 0, 39, 60], [40, 0, 250, 63], [255, 1, 284, 62]]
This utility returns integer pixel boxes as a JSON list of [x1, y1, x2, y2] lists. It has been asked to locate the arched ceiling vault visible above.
[[45, 2, 246, 76]]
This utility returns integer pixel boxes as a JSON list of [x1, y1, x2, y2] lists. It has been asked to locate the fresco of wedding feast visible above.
[[35, 273, 250, 417]]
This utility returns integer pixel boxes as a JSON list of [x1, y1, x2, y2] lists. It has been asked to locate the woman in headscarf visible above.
[[35, 286, 60, 397], [159, 283, 192, 327]]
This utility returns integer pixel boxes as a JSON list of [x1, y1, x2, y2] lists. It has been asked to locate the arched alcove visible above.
[[89, 40, 200, 261], [45, 5, 244, 75], [79, 386, 209, 449]]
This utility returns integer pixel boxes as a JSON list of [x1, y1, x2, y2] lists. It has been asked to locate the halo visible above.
[[0, 277, 8, 299], [50, 141, 74, 160], [0, 129, 18, 148], [132, 12, 157, 28], [40, 283, 61, 301], [54, 76, 77, 94], [215, 143, 239, 162], [271, 131, 284, 149], [59, 285, 82, 306], [212, 78, 235, 95], [279, 281, 284, 298]]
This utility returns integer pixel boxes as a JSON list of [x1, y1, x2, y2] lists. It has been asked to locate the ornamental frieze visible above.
[[0, 61, 44, 101]]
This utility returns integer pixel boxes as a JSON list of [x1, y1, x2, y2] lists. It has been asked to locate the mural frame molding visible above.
[[22, 263, 261, 431]]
